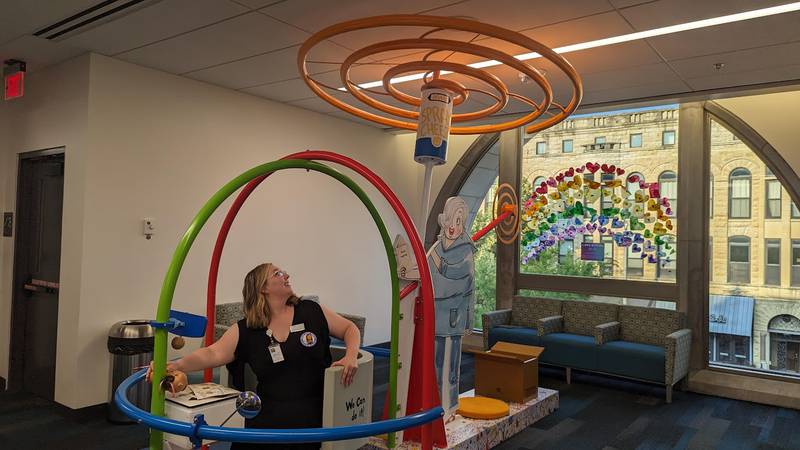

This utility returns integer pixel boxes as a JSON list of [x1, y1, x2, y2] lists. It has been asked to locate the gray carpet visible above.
[[1, 353, 799, 449]]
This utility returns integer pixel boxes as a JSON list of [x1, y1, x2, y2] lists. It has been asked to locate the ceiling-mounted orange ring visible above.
[[297, 14, 582, 134]]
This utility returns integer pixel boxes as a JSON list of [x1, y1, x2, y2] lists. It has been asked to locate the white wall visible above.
[[0, 51, 480, 407], [0, 54, 90, 398], [718, 90, 800, 179]]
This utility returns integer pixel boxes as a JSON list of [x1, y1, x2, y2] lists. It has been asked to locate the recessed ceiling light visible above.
[[713, 62, 726, 70], [342, 2, 800, 90]]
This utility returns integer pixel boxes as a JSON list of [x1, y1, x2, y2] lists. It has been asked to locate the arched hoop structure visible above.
[[135, 154, 440, 450], [204, 151, 441, 447], [298, 15, 582, 135]]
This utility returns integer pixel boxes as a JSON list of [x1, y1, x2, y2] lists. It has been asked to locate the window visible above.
[[728, 236, 751, 284], [659, 171, 677, 217], [536, 141, 546, 155], [709, 176, 714, 217], [793, 201, 800, 218], [601, 172, 615, 210], [520, 105, 678, 283], [627, 173, 643, 199], [626, 245, 643, 277], [657, 243, 676, 280], [709, 237, 713, 282], [558, 240, 574, 265], [663, 130, 676, 145], [729, 168, 751, 218], [765, 239, 781, 286], [766, 179, 782, 218], [792, 240, 800, 287], [601, 235, 614, 276], [629, 133, 642, 148]]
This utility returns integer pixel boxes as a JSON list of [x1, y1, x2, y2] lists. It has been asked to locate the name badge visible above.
[[290, 323, 305, 333], [268, 343, 285, 363]]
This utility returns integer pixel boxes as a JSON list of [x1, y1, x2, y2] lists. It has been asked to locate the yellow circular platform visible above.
[[457, 396, 510, 419]]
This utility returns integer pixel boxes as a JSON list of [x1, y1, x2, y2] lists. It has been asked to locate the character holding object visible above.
[[427, 196, 475, 415]]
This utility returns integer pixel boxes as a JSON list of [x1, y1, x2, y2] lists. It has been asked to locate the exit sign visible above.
[[4, 71, 24, 100]]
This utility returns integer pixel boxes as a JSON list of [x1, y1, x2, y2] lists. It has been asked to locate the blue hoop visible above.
[[115, 369, 443, 444]]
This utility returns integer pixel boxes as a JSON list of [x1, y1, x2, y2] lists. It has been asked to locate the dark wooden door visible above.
[[10, 151, 64, 400]]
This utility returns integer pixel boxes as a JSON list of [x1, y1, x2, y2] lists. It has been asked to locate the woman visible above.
[[147, 263, 361, 449]]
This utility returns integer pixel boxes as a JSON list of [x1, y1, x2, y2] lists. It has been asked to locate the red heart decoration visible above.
[[627, 174, 640, 183], [639, 181, 647, 189], [576, 166, 585, 173], [547, 177, 557, 187], [566, 168, 575, 177], [536, 186, 547, 194], [616, 167, 625, 176], [587, 163, 599, 174], [609, 165, 617, 173], [601, 164, 610, 173], [556, 173, 565, 182]]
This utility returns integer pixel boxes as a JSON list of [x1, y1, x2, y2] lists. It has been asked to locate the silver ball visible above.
[[236, 391, 261, 419]]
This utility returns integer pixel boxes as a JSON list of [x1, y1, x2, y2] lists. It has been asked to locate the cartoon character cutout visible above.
[[427, 196, 476, 415]]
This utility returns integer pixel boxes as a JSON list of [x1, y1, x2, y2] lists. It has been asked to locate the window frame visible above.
[[535, 141, 546, 155], [562, 139, 573, 153], [765, 238, 781, 286], [663, 130, 676, 146], [728, 167, 752, 219], [728, 236, 751, 284], [629, 133, 643, 148], [766, 178, 782, 219]]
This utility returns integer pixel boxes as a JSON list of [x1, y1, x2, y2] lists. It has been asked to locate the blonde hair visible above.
[[242, 263, 298, 328]]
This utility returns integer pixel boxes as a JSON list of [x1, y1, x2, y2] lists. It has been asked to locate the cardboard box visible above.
[[473, 342, 544, 403]]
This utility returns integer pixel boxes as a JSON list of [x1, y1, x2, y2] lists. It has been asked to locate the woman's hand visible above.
[[332, 354, 359, 387], [145, 360, 180, 383]]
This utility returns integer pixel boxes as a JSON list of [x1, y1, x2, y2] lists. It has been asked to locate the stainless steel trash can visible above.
[[108, 320, 154, 423]]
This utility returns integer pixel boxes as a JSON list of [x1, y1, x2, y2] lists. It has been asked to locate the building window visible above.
[[558, 240, 574, 265], [728, 236, 751, 284], [729, 168, 751, 218], [663, 130, 676, 146], [765, 239, 781, 286], [657, 244, 676, 280], [709, 176, 714, 217], [562, 139, 573, 153], [601, 235, 613, 276], [709, 237, 713, 282], [792, 201, 800, 218], [792, 240, 800, 287], [595, 136, 606, 145], [766, 179, 782, 218], [627, 172, 643, 199], [629, 133, 642, 148], [626, 245, 643, 277], [601, 172, 615, 210], [659, 171, 677, 217], [535, 141, 546, 155]]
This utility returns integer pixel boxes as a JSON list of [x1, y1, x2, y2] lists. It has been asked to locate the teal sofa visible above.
[[483, 296, 691, 402]]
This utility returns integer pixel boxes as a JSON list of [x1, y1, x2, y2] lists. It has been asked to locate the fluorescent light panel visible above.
[[343, 2, 800, 90]]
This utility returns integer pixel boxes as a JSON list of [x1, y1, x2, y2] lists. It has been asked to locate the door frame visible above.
[[8, 147, 65, 392]]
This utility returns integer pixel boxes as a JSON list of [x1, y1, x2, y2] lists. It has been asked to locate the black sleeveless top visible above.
[[230, 299, 332, 449]]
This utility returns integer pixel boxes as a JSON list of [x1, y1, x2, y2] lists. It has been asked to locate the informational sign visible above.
[[580, 242, 605, 262]]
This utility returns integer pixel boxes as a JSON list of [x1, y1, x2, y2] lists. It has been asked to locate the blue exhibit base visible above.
[[118, 369, 442, 445]]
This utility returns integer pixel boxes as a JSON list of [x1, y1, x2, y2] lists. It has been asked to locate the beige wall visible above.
[[718, 91, 800, 180], [0, 54, 90, 402], [0, 53, 477, 408]]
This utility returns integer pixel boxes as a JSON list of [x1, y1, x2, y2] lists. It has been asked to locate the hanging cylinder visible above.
[[414, 82, 454, 166]]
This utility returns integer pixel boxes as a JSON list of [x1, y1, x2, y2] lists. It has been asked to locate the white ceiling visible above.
[[1, 0, 799, 130]]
